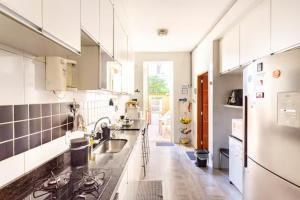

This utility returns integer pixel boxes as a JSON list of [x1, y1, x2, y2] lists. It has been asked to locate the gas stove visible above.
[[25, 167, 111, 200]]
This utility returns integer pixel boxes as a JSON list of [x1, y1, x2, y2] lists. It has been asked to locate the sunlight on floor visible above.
[[144, 125, 242, 200]]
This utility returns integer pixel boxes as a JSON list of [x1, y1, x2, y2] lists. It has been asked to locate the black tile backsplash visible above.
[[60, 114, 68, 125], [30, 119, 41, 134], [67, 114, 74, 124], [42, 117, 51, 130], [0, 106, 13, 123], [30, 133, 41, 149], [14, 105, 28, 121], [60, 103, 70, 114], [14, 121, 29, 138], [42, 104, 51, 117], [0, 102, 73, 161], [14, 136, 28, 155], [52, 115, 60, 127], [52, 127, 60, 140], [29, 104, 41, 119], [52, 103, 60, 115], [61, 125, 67, 137], [0, 123, 13, 142], [42, 130, 51, 144], [0, 141, 13, 161]]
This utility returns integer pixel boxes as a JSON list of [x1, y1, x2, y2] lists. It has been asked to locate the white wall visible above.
[[0, 43, 129, 187], [191, 40, 212, 148], [191, 39, 243, 168], [134, 52, 191, 144]]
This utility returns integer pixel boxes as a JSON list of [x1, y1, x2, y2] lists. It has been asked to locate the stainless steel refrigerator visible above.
[[243, 49, 300, 200]]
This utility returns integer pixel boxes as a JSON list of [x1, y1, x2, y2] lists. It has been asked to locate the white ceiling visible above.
[[125, 0, 234, 52]]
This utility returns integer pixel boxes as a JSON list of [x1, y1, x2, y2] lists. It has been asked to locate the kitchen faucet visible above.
[[91, 117, 120, 140], [91, 117, 111, 139]]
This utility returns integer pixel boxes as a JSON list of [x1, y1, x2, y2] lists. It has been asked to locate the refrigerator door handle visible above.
[[244, 95, 248, 168]]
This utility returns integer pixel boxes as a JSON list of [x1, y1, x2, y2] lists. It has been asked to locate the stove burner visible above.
[[33, 171, 70, 199], [48, 177, 61, 185], [83, 177, 96, 187], [73, 171, 106, 199]]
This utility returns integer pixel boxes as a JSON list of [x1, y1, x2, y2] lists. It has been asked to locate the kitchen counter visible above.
[[90, 129, 142, 200], [0, 120, 146, 200], [113, 119, 146, 131]]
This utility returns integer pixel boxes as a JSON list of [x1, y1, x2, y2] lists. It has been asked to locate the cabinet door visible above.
[[0, 0, 42, 27], [220, 25, 240, 73], [81, 0, 100, 42], [117, 166, 128, 200], [114, 16, 123, 63], [100, 0, 114, 56], [43, 0, 81, 52], [127, 135, 142, 199], [240, 0, 270, 65], [115, 20, 128, 63], [271, 0, 300, 52]]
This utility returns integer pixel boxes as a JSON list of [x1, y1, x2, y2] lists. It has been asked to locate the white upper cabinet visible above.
[[0, 0, 42, 27], [100, 0, 114, 56], [240, 0, 270, 65], [220, 25, 240, 73], [81, 0, 100, 42], [114, 15, 128, 64], [271, 0, 300, 53], [43, 0, 81, 53]]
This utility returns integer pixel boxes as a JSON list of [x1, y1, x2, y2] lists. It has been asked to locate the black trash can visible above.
[[195, 149, 209, 167]]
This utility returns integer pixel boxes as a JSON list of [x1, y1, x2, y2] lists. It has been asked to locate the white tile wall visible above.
[[0, 49, 25, 105], [0, 44, 129, 188]]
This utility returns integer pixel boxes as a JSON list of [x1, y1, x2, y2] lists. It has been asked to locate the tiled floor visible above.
[[143, 125, 242, 200]]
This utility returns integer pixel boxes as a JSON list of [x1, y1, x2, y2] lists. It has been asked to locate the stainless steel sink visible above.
[[93, 139, 127, 153]]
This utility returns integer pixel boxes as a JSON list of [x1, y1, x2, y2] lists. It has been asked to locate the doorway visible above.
[[197, 72, 208, 149], [143, 61, 173, 142]]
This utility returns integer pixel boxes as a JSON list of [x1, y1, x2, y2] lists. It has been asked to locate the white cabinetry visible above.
[[240, 0, 270, 65], [68, 47, 101, 90], [113, 134, 142, 200], [100, 0, 114, 56], [43, 0, 81, 53], [0, 0, 42, 27], [114, 15, 128, 64], [220, 25, 240, 73], [81, 0, 100, 42], [127, 135, 142, 199], [229, 136, 243, 193], [271, 0, 300, 53]]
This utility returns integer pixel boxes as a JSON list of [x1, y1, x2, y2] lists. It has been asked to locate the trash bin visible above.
[[195, 149, 209, 167]]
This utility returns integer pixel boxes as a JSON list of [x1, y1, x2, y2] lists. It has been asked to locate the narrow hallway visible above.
[[144, 126, 242, 200]]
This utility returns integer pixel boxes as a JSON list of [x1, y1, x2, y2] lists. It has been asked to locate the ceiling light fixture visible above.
[[157, 28, 168, 37]]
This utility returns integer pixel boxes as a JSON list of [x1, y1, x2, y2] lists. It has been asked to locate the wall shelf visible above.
[[224, 104, 243, 109]]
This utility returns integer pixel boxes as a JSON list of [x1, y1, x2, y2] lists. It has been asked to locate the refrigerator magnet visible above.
[[272, 69, 281, 78]]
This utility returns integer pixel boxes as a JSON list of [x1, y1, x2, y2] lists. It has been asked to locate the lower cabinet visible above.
[[113, 134, 142, 200], [229, 136, 244, 193]]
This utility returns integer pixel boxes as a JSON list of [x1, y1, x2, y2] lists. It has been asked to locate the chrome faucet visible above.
[[91, 117, 111, 140], [93, 117, 111, 132]]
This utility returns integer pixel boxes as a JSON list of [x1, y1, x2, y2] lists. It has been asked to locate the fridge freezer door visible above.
[[244, 158, 300, 200], [245, 49, 300, 187]]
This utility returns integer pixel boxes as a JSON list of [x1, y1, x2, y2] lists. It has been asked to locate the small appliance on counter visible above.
[[227, 89, 243, 106], [70, 138, 89, 167], [125, 99, 141, 120]]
